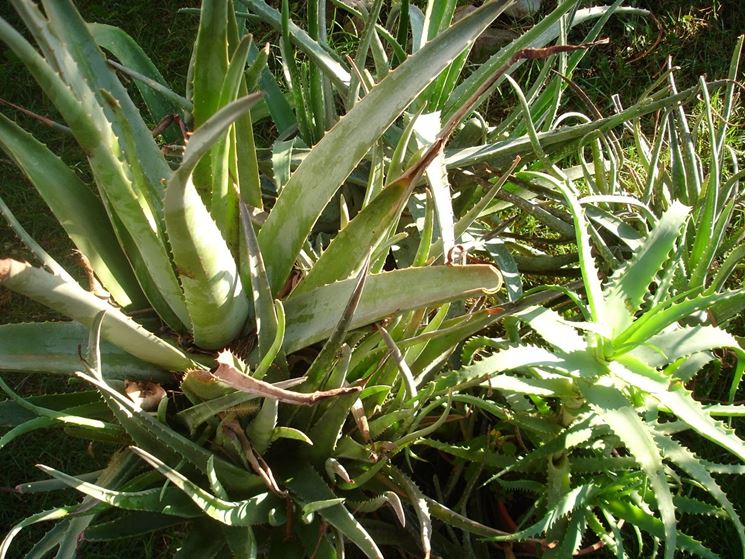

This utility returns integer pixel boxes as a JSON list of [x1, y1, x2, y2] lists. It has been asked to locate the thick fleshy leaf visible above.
[[0, 260, 193, 371], [0, 115, 144, 308], [165, 95, 261, 348], [36, 464, 201, 518], [283, 265, 501, 353], [583, 381, 677, 558], [258, 1, 510, 294], [0, 320, 169, 377], [129, 447, 280, 526], [444, 3, 644, 118], [38, 0, 171, 189], [0, 15, 189, 329], [79, 370, 262, 493], [89, 22, 188, 128], [654, 433, 745, 554], [239, 0, 351, 91], [413, 112, 455, 260], [292, 182, 409, 295], [611, 290, 745, 354], [288, 466, 383, 559], [627, 325, 743, 368], [603, 202, 689, 334]]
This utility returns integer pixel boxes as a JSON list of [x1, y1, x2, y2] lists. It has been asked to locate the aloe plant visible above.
[[0, 0, 553, 555], [416, 179, 745, 556], [2, 0, 742, 557]]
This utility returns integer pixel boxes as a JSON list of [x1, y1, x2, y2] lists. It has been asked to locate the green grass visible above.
[[0, 1, 743, 556]]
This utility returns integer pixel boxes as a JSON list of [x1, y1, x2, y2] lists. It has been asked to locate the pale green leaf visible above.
[[258, 1, 510, 294], [129, 447, 279, 526], [604, 202, 689, 334], [283, 265, 501, 353]]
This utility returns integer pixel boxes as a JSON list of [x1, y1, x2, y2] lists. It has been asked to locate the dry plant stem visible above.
[[212, 351, 361, 404], [223, 420, 287, 497], [0, 97, 71, 134]]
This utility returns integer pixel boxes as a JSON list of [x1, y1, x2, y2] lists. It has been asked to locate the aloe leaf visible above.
[[192, 0, 229, 127], [390, 467, 432, 557], [236, 45, 268, 210], [0, 377, 118, 437], [190, 0, 229, 192], [306, 387, 359, 462], [533, 172, 606, 328], [177, 390, 260, 433], [654, 433, 745, 553], [287, 466, 383, 559], [445, 3, 638, 118], [652, 386, 745, 462], [417, 438, 514, 470], [0, 416, 54, 450], [239, 0, 351, 91], [604, 202, 689, 334], [0, 390, 101, 428], [77, 370, 262, 493], [0, 114, 144, 309], [0, 194, 75, 284], [89, 22, 188, 129], [612, 290, 745, 353], [246, 398, 277, 454], [414, 112, 456, 259], [346, 0, 385, 107], [627, 325, 743, 368], [128, 447, 279, 526], [490, 483, 600, 542], [252, 301, 286, 380], [35, 464, 200, 518], [514, 306, 586, 352], [445, 81, 722, 170], [38, 0, 170, 182], [302, 259, 370, 392], [0, 15, 191, 328], [688, 79, 721, 290], [603, 500, 720, 559], [222, 524, 258, 559], [165, 95, 261, 349], [0, 261, 193, 371], [16, 470, 102, 495], [85, 512, 185, 541], [292, 182, 408, 295], [271, 426, 313, 445], [258, 1, 509, 294], [583, 381, 676, 558], [49, 451, 140, 559], [239, 202, 280, 371], [432, 157, 520, 257], [279, 0, 313, 143], [210, 33, 254, 248], [434, 344, 597, 394], [283, 265, 501, 353], [0, 506, 76, 559]]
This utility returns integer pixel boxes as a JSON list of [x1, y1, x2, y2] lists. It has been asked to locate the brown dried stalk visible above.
[[212, 351, 360, 405]]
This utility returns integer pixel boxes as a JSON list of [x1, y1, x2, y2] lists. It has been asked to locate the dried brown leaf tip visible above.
[[512, 38, 610, 62], [124, 380, 166, 411], [213, 350, 361, 406]]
